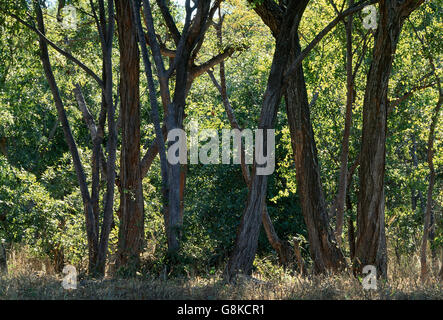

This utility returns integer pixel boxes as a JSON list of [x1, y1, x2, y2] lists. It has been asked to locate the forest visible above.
[[0, 0, 441, 300]]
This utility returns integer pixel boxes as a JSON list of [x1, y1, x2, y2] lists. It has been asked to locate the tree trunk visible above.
[[225, 1, 307, 280], [335, 0, 354, 244], [354, 0, 423, 278], [34, 0, 99, 273], [420, 73, 441, 281], [95, 0, 117, 277], [208, 14, 292, 266], [285, 34, 345, 273], [115, 0, 144, 274], [347, 156, 359, 261], [0, 242, 6, 274]]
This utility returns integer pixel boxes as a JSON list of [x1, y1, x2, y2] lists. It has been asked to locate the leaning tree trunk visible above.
[[354, 0, 424, 279], [208, 14, 293, 266], [34, 0, 99, 273], [225, 0, 307, 280], [115, 0, 144, 274], [285, 34, 345, 274]]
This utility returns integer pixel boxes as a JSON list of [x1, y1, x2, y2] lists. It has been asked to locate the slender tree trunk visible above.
[[115, 0, 144, 274], [420, 75, 441, 281], [139, 0, 216, 261], [95, 0, 117, 276], [347, 156, 359, 261], [34, 0, 99, 273], [354, 0, 424, 278], [335, 0, 354, 243]]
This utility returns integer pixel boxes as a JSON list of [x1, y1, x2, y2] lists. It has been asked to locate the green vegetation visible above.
[[0, 0, 441, 299]]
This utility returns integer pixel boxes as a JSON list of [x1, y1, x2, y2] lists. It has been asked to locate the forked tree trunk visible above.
[[248, 0, 349, 274], [354, 0, 423, 278], [225, 0, 307, 280], [208, 13, 292, 267], [115, 0, 144, 274]]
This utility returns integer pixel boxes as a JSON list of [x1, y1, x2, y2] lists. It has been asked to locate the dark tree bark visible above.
[[354, 0, 424, 278], [346, 156, 359, 261], [95, 0, 117, 276], [115, 0, 145, 274], [137, 0, 223, 261], [244, 0, 374, 274], [225, 0, 309, 280], [207, 10, 292, 267], [285, 34, 345, 273]]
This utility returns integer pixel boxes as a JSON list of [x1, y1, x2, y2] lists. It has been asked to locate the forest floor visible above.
[[1, 261, 442, 300]]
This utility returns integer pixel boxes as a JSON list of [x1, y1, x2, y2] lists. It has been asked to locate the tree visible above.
[[134, 0, 236, 262], [354, 0, 424, 278], [225, 0, 384, 279], [226, 0, 311, 279], [207, 5, 293, 266], [3, 0, 118, 276], [408, 19, 442, 281], [114, 0, 145, 274]]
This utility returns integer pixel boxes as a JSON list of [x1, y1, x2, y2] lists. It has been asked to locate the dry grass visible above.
[[0, 271, 442, 300], [1, 250, 442, 300]]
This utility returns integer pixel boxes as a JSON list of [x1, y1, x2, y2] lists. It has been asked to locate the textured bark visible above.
[[225, 0, 307, 280], [347, 156, 359, 261], [208, 14, 291, 266], [354, 0, 424, 278], [137, 0, 223, 260], [34, 0, 117, 276], [96, 0, 117, 276], [115, 0, 144, 273], [347, 208, 355, 261], [248, 0, 351, 274], [73, 84, 102, 261], [285, 35, 345, 273]]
